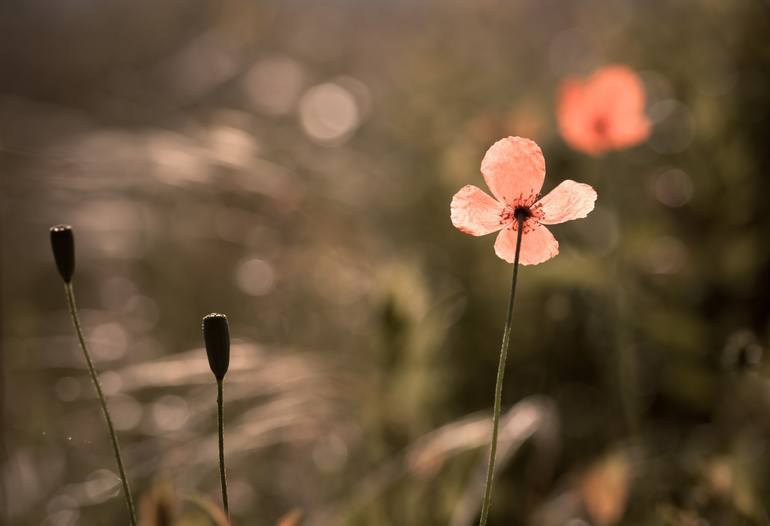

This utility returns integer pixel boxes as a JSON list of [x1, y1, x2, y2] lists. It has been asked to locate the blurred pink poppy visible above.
[[557, 65, 651, 156], [451, 137, 597, 265]]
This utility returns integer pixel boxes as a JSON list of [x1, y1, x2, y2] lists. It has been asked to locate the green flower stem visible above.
[[478, 216, 524, 526], [63, 282, 137, 526], [605, 167, 639, 436], [217, 377, 230, 518]]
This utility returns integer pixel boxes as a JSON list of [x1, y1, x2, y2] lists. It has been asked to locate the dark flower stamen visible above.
[[514, 206, 532, 222], [593, 116, 609, 137]]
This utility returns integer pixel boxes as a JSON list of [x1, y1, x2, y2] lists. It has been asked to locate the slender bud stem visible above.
[[478, 217, 524, 526], [217, 377, 229, 518], [63, 282, 137, 526], [202, 313, 230, 518]]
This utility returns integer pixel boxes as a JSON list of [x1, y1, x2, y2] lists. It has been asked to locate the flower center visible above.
[[514, 206, 532, 222], [499, 196, 544, 233], [593, 116, 609, 137]]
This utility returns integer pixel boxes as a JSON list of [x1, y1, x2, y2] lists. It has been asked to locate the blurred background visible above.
[[2, 0, 770, 524]]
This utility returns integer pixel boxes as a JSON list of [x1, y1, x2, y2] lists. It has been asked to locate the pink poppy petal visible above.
[[450, 185, 506, 236], [480, 137, 546, 205], [494, 223, 559, 265], [557, 79, 607, 156], [590, 65, 650, 150], [557, 65, 651, 156], [592, 65, 646, 118], [610, 115, 651, 150], [537, 180, 598, 225]]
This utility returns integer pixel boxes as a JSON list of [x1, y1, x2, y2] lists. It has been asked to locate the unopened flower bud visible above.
[[50, 225, 75, 283], [202, 313, 230, 379]]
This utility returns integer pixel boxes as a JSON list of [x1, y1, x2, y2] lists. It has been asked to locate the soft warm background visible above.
[[2, 0, 770, 524]]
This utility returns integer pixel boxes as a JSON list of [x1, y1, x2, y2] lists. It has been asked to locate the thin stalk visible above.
[[217, 377, 230, 518], [63, 282, 137, 526], [605, 168, 639, 435], [478, 216, 524, 526]]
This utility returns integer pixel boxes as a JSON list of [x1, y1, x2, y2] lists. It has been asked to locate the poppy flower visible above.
[[557, 65, 651, 156], [450, 136, 596, 265]]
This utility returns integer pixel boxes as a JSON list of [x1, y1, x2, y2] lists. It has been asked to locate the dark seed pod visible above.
[[202, 313, 230, 379], [50, 225, 75, 283]]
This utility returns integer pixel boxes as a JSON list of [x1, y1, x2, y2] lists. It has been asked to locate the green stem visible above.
[[478, 217, 524, 526], [63, 283, 137, 526], [217, 377, 230, 518], [605, 167, 639, 436]]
